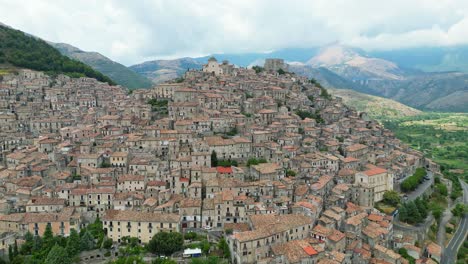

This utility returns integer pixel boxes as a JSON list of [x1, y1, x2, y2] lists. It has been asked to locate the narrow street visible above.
[[406, 171, 433, 201], [441, 180, 468, 264]]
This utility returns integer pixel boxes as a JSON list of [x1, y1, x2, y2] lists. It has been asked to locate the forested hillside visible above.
[[0, 25, 115, 85]]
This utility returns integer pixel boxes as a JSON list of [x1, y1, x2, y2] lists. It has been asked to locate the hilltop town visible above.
[[0, 57, 443, 263]]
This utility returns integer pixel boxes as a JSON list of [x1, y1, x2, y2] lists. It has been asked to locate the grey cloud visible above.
[[1, 0, 468, 65]]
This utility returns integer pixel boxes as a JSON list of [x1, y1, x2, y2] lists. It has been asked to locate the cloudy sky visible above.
[[1, 0, 468, 65]]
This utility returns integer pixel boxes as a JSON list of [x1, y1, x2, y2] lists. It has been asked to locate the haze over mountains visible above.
[[128, 44, 468, 112], [1, 23, 467, 112]]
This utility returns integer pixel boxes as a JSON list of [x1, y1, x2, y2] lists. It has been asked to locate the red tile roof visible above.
[[303, 245, 318, 256], [364, 167, 387, 176], [217, 166, 233, 174]]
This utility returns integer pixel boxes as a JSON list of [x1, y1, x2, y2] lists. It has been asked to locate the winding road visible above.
[[441, 180, 468, 264], [406, 171, 433, 201]]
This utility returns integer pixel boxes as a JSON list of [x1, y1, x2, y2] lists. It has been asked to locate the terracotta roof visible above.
[[217, 166, 233, 174], [363, 167, 387, 176]]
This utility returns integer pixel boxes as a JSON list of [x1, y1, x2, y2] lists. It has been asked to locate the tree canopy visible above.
[[44, 245, 72, 264], [147, 231, 184, 256], [383, 191, 401, 207], [401, 168, 427, 192]]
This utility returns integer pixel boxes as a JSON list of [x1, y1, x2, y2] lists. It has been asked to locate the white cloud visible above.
[[1, 0, 468, 65]]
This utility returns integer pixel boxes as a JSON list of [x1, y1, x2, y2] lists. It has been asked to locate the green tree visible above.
[[32, 235, 42, 252], [211, 151, 218, 167], [42, 224, 55, 250], [398, 248, 416, 264], [383, 191, 401, 206], [407, 202, 422, 224], [13, 240, 18, 257], [44, 245, 71, 264], [200, 240, 211, 255], [247, 157, 267, 167], [184, 232, 197, 240], [20, 231, 33, 255], [286, 169, 297, 177], [435, 184, 448, 196], [8, 245, 13, 262], [415, 198, 428, 219], [252, 66, 264, 74], [452, 203, 467, 217], [218, 237, 231, 259], [103, 238, 113, 250], [147, 231, 184, 256], [320, 87, 331, 99], [66, 229, 80, 257], [399, 205, 408, 222], [87, 216, 105, 246], [80, 231, 95, 251]]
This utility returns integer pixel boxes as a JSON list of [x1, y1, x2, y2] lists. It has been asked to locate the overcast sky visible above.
[[1, 0, 468, 65]]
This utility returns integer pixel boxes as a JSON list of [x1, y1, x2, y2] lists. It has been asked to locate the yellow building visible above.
[[355, 167, 393, 202], [102, 209, 180, 243]]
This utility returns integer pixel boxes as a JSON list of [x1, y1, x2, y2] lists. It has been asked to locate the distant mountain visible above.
[[370, 45, 468, 73], [290, 44, 468, 112], [288, 64, 364, 90], [306, 44, 406, 80], [0, 25, 115, 85], [51, 43, 153, 89], [130, 44, 468, 112], [130, 58, 203, 84], [328, 88, 421, 118]]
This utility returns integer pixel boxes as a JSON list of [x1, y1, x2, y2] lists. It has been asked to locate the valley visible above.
[[381, 113, 468, 181]]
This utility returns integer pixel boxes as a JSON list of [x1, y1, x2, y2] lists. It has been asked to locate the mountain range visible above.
[[127, 44, 467, 112], [286, 44, 468, 112], [1, 23, 467, 112]]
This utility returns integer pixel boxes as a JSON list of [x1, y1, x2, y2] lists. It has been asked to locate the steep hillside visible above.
[[130, 58, 203, 84], [288, 64, 364, 90], [0, 25, 114, 85], [52, 43, 153, 89], [328, 88, 421, 118], [424, 90, 468, 112], [354, 72, 468, 112]]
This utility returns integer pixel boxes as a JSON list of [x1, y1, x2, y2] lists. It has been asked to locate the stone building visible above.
[[264, 58, 289, 72]]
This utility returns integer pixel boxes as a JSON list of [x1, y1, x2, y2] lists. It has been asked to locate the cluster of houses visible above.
[[0, 59, 441, 263]]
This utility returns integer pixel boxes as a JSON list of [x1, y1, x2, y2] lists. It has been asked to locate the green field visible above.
[[381, 113, 468, 183]]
